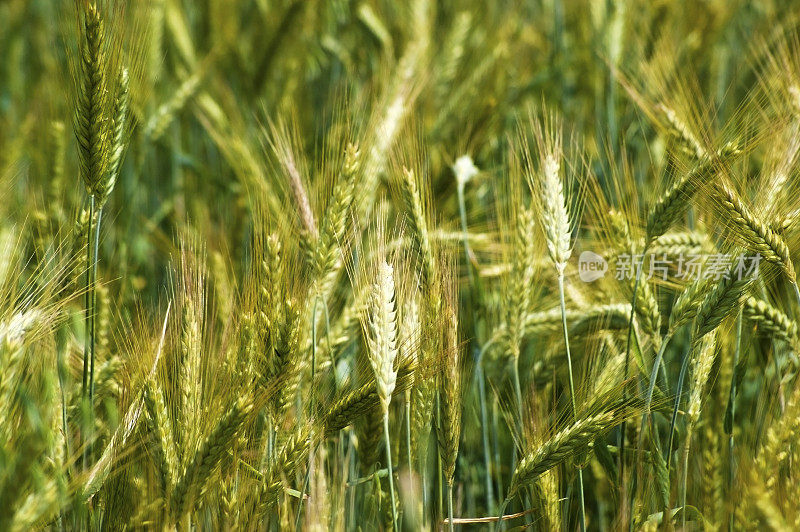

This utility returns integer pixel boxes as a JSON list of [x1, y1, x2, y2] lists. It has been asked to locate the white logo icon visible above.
[[579, 251, 607, 282]]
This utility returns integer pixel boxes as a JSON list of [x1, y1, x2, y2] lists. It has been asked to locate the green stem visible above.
[[558, 272, 585, 532], [384, 413, 399, 531], [727, 311, 743, 532], [620, 246, 647, 506], [511, 355, 523, 474], [81, 195, 95, 473], [491, 396, 504, 504], [476, 361, 495, 512], [494, 497, 510, 532], [89, 207, 102, 401], [666, 345, 690, 476], [447, 481, 455, 532], [295, 298, 320, 530], [405, 392, 413, 471], [456, 181, 474, 287], [81, 195, 95, 396], [640, 334, 673, 440], [680, 424, 693, 530]]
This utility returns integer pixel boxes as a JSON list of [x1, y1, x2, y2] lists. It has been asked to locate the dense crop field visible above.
[[3, 1, 800, 530]]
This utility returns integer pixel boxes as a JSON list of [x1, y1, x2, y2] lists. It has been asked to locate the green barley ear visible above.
[[144, 71, 202, 141], [170, 397, 253, 519], [98, 67, 129, 207], [669, 273, 714, 334], [657, 103, 707, 161], [692, 262, 754, 342], [366, 261, 399, 413], [608, 209, 662, 341], [508, 410, 618, 499], [687, 335, 717, 426], [400, 167, 436, 289], [743, 296, 800, 351], [310, 142, 359, 294], [257, 426, 312, 516], [323, 356, 417, 436], [75, 2, 110, 199], [437, 305, 462, 486], [711, 182, 796, 282], [646, 143, 740, 243], [651, 231, 709, 258]]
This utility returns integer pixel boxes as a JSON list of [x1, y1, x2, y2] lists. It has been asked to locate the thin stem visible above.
[[457, 181, 474, 287], [295, 298, 320, 530], [494, 497, 510, 532], [491, 395, 504, 504], [620, 246, 647, 502], [640, 333, 673, 440], [405, 392, 413, 471], [81, 195, 95, 396], [511, 355, 523, 474], [384, 413, 399, 531], [89, 207, 102, 401], [558, 272, 585, 532], [680, 424, 693, 530], [476, 361, 495, 512], [727, 311, 743, 532], [666, 345, 690, 476], [447, 482, 455, 532], [81, 195, 95, 473]]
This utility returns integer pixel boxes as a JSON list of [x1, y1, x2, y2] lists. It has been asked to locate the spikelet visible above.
[[669, 273, 714, 333], [400, 167, 436, 289], [143, 379, 178, 495], [508, 410, 617, 498], [529, 124, 574, 273], [503, 201, 536, 358], [516, 303, 631, 339], [651, 231, 709, 257], [99, 67, 129, 206], [144, 71, 202, 141], [711, 182, 796, 282], [310, 142, 359, 296], [75, 3, 110, 199], [657, 103, 706, 161], [607, 209, 662, 341], [437, 305, 462, 485], [323, 358, 416, 436], [366, 261, 399, 413], [170, 396, 253, 518], [687, 335, 717, 425], [645, 143, 740, 243], [693, 261, 754, 341], [257, 426, 312, 516], [743, 296, 800, 351]]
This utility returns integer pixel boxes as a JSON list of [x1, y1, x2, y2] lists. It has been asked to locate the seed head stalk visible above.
[[558, 271, 586, 532], [619, 242, 649, 490], [727, 310, 743, 532], [384, 411, 399, 531]]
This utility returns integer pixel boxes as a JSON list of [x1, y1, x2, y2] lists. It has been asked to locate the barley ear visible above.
[[75, 2, 110, 199], [98, 67, 129, 207], [366, 261, 399, 413], [437, 306, 462, 485]]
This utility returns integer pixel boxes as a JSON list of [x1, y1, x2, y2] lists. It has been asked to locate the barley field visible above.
[[3, 1, 800, 530]]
